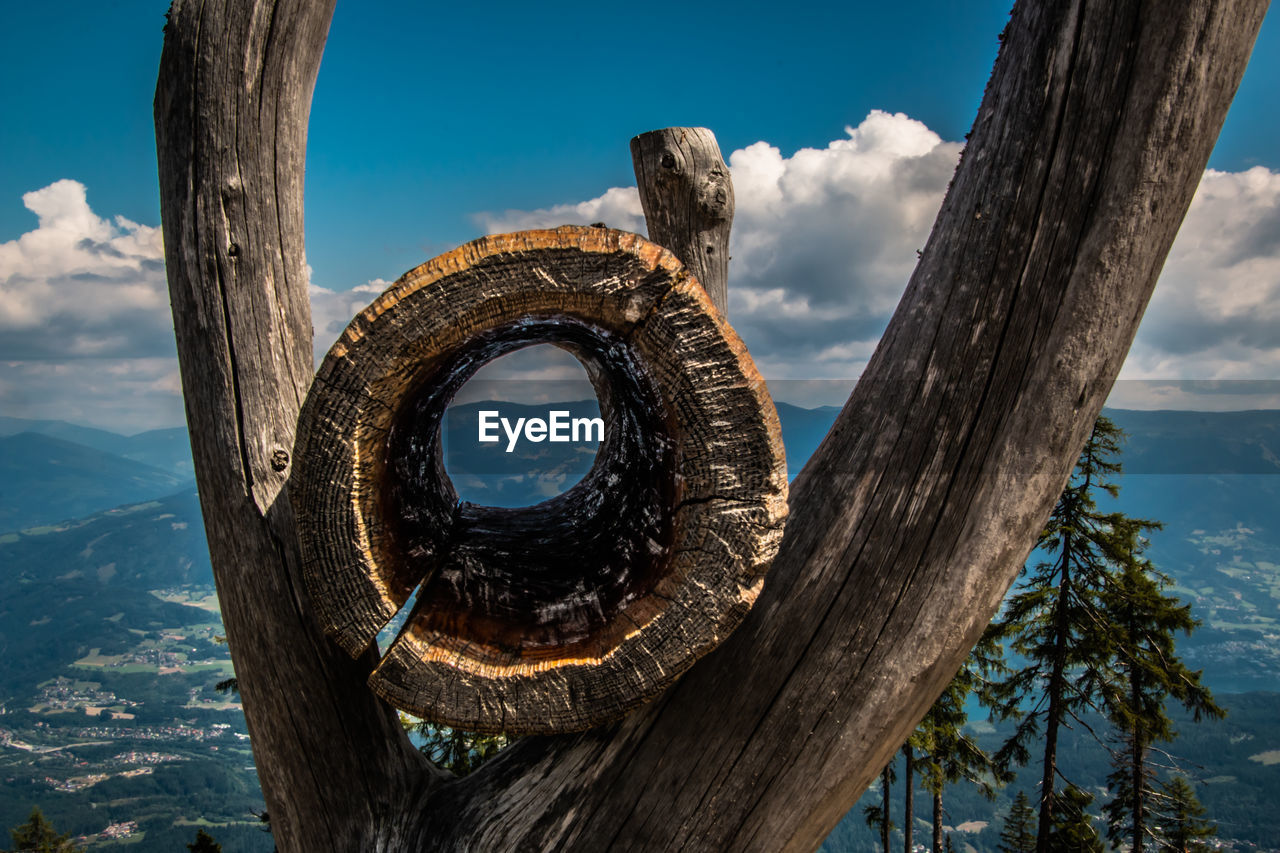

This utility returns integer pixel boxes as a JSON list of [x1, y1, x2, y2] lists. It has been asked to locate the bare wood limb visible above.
[[154, 1, 434, 850], [632, 127, 734, 316], [415, 1, 1267, 850]]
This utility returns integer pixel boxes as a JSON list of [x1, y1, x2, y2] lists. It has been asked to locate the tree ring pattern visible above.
[[291, 227, 787, 734]]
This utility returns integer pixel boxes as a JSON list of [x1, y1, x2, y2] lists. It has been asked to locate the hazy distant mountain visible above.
[[0, 433, 191, 532], [1108, 408, 1280, 474], [0, 416, 134, 451], [0, 405, 1278, 851], [2, 404, 1277, 696], [441, 399, 843, 505], [0, 416, 193, 477], [0, 489, 212, 694], [774, 402, 842, 479]]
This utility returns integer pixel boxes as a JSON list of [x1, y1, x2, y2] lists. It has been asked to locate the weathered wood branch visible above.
[[413, 2, 1267, 850], [632, 127, 734, 316], [154, 2, 435, 850], [155, 0, 1267, 850]]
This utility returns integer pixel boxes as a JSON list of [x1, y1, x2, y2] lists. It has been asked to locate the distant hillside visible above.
[[0, 489, 213, 696], [0, 416, 193, 477], [0, 433, 191, 532], [1111, 473, 1280, 693], [442, 400, 603, 507], [822, 692, 1280, 852], [0, 406, 1277, 851], [774, 402, 842, 479], [1107, 408, 1280, 474], [0, 489, 211, 591]]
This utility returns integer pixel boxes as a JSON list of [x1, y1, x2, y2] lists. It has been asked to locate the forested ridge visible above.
[[2, 408, 1279, 850]]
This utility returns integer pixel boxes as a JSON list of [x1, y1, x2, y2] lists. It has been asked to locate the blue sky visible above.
[[1, 2, 1278, 432]]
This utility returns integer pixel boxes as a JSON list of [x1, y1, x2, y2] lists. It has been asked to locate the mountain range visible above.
[[1, 405, 1278, 850]]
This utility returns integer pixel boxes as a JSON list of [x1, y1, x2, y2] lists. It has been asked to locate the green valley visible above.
[[2, 407, 1279, 850]]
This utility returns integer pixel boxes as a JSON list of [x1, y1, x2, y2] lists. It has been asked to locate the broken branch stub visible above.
[[291, 226, 787, 734], [631, 128, 734, 317]]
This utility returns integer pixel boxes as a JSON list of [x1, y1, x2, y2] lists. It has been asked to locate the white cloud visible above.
[[1, 356, 185, 434], [477, 186, 646, 235], [1122, 166, 1280, 383], [0, 180, 183, 432], [1106, 380, 1280, 411], [474, 112, 1280, 408], [725, 113, 963, 380], [450, 345, 595, 405], [0, 180, 171, 360], [472, 111, 963, 384], [309, 278, 390, 361], [5, 115, 1279, 431]]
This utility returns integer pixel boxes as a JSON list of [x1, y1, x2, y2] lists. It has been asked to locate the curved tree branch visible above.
[[415, 2, 1267, 850], [155, 0, 1267, 850], [155, 2, 435, 850]]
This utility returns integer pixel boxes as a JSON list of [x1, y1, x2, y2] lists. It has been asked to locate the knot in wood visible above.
[[291, 227, 787, 734]]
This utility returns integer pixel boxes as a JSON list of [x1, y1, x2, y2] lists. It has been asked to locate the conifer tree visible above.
[[187, 828, 223, 853], [902, 744, 915, 853], [399, 714, 510, 776], [5, 807, 80, 853], [915, 635, 1007, 852], [986, 415, 1156, 850], [1155, 775, 1216, 852], [864, 762, 896, 853], [998, 791, 1036, 853], [1044, 785, 1104, 852], [413, 722, 510, 776], [1100, 554, 1223, 853]]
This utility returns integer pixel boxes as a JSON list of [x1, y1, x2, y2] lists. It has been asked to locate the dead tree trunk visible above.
[[153, 3, 434, 849], [154, 0, 1267, 850], [932, 787, 944, 853]]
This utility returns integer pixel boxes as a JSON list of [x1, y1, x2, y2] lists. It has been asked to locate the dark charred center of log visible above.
[[383, 318, 679, 657], [292, 227, 787, 731]]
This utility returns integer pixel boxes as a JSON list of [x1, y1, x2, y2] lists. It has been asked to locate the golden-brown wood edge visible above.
[[291, 225, 787, 733]]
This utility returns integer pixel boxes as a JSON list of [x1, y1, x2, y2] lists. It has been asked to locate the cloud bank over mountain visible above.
[[1126, 166, 1280, 379], [0, 180, 169, 361], [0, 180, 180, 431], [481, 112, 1280, 404], [3, 113, 1279, 430]]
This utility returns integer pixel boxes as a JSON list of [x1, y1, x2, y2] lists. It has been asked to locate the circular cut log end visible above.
[[291, 226, 787, 733]]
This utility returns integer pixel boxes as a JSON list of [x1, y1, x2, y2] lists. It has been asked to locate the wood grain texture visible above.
[[154, 2, 436, 850], [632, 128, 734, 316], [291, 227, 787, 734], [154, 0, 1266, 849]]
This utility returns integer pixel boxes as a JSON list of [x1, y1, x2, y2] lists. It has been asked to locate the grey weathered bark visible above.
[[631, 127, 734, 316], [154, 0, 1268, 851], [153, 2, 436, 850]]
